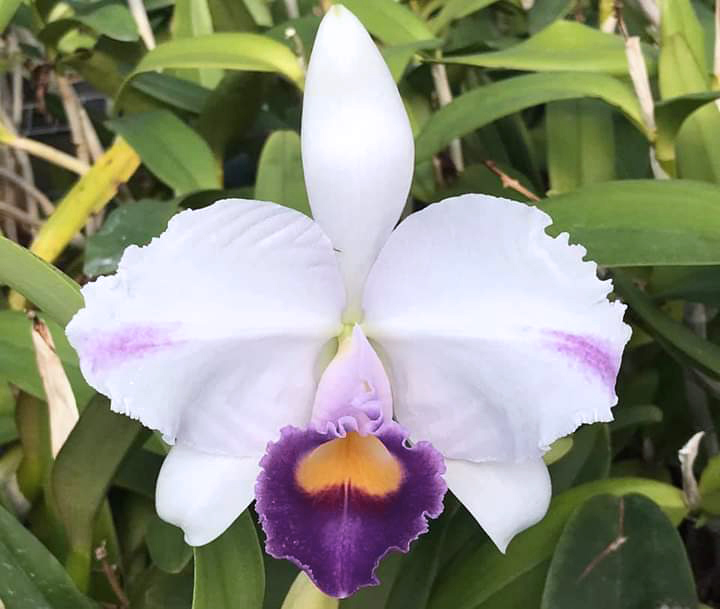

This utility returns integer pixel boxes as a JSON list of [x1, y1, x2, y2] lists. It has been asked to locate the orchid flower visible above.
[[66, 5, 630, 599]]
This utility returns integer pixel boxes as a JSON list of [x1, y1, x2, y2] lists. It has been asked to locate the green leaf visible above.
[[659, 0, 707, 74], [147, 514, 193, 574], [546, 99, 615, 194], [0, 0, 21, 31], [114, 447, 163, 498], [173, 0, 215, 44], [550, 424, 610, 493], [540, 494, 697, 609], [427, 0, 499, 33], [15, 393, 52, 504], [333, 0, 436, 45], [527, 0, 573, 33], [65, 0, 139, 42], [650, 265, 720, 305], [62, 40, 165, 115], [385, 499, 458, 609], [654, 91, 720, 170], [0, 236, 83, 327], [0, 311, 94, 407], [125, 33, 305, 91], [659, 34, 708, 100], [171, 0, 222, 88], [439, 21, 653, 76], [193, 511, 265, 609], [541, 180, 720, 267], [613, 271, 720, 379], [132, 72, 212, 114], [675, 99, 720, 183], [339, 554, 404, 609], [657, 1, 720, 181], [131, 568, 194, 609], [699, 455, 720, 515], [428, 478, 687, 609], [433, 162, 536, 203], [658, 34, 720, 181], [255, 131, 311, 217], [51, 396, 147, 589], [609, 405, 663, 432], [239, 0, 272, 27], [0, 381, 17, 445], [0, 503, 98, 609], [196, 71, 265, 157], [281, 573, 337, 609], [108, 111, 220, 195], [84, 200, 179, 277], [382, 39, 443, 81], [543, 436, 574, 465], [207, 0, 257, 31], [415, 72, 646, 164]]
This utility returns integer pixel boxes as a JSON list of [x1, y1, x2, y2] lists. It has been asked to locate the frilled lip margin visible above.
[[255, 423, 447, 598]]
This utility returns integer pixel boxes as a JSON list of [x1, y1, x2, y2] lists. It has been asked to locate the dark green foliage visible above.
[[1, 0, 719, 608]]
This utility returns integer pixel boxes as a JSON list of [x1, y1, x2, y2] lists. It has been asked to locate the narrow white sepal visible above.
[[302, 5, 414, 317]]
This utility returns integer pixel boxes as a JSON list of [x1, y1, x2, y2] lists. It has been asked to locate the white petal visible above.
[[363, 194, 631, 462], [156, 444, 260, 546], [302, 5, 414, 317], [67, 199, 344, 457], [445, 458, 551, 552]]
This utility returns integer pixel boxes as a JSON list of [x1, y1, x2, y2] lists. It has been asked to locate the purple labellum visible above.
[[80, 324, 180, 372], [255, 423, 446, 598], [544, 330, 620, 392]]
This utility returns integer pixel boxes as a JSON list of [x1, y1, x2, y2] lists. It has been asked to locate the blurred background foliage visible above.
[[1, 0, 720, 607]]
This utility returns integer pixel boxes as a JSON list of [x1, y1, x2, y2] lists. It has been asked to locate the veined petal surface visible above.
[[444, 458, 551, 552], [363, 195, 631, 463], [156, 444, 260, 546], [302, 5, 414, 317], [67, 199, 345, 457]]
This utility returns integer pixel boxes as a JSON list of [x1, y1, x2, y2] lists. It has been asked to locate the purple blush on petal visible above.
[[544, 330, 620, 391], [82, 324, 181, 372], [255, 424, 446, 598]]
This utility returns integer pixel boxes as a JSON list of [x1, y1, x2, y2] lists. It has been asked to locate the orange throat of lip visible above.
[[295, 432, 404, 496]]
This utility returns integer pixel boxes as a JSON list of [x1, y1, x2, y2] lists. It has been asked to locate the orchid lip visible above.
[[255, 324, 446, 597], [255, 423, 446, 598]]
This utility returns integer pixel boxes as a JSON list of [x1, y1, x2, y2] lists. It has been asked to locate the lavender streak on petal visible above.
[[544, 330, 619, 391], [83, 324, 180, 372]]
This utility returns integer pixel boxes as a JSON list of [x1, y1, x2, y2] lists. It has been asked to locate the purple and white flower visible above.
[[66, 5, 630, 599]]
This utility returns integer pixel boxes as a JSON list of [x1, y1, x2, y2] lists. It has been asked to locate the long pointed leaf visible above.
[[193, 511, 265, 609], [0, 237, 83, 327], [51, 396, 147, 589], [125, 33, 305, 91], [415, 72, 646, 164]]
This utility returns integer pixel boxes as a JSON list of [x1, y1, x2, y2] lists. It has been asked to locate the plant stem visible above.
[[430, 62, 464, 173], [683, 303, 720, 458], [1, 133, 89, 175], [284, 0, 300, 19], [127, 0, 156, 49]]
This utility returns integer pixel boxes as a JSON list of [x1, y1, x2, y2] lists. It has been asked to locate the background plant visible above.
[[0, 0, 720, 608]]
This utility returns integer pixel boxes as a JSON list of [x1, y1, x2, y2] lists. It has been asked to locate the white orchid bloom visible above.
[[66, 5, 630, 599]]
